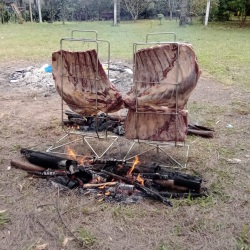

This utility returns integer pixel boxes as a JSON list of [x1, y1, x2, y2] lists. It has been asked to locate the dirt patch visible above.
[[0, 62, 249, 250]]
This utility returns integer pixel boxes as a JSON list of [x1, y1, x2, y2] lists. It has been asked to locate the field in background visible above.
[[0, 20, 250, 250], [0, 20, 250, 89]]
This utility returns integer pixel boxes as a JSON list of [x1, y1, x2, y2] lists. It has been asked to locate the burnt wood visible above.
[[20, 148, 78, 169], [101, 170, 172, 206]]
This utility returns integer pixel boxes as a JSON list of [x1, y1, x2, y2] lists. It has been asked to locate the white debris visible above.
[[9, 63, 133, 96], [227, 158, 241, 164]]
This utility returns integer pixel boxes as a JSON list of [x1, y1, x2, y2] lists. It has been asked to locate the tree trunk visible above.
[[37, 0, 42, 23], [117, 0, 120, 23], [168, 0, 173, 20], [113, 0, 117, 26], [62, 2, 65, 24], [179, 0, 188, 26], [204, 0, 210, 27], [29, 0, 33, 22], [50, 0, 53, 22]]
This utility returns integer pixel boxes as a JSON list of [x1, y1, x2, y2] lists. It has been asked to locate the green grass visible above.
[[0, 20, 250, 89], [76, 228, 97, 247], [0, 210, 10, 228]]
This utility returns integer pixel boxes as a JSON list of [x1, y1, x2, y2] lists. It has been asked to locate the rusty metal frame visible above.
[[122, 33, 190, 168], [47, 31, 118, 158]]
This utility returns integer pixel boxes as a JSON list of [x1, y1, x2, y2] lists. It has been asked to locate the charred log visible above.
[[20, 148, 78, 169], [141, 172, 202, 192], [101, 170, 172, 206]]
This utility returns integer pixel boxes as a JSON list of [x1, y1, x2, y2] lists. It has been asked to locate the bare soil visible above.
[[0, 61, 249, 250]]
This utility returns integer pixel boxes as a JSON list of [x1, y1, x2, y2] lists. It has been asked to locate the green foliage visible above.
[[237, 224, 250, 250], [191, 0, 220, 22], [217, 0, 232, 21], [77, 228, 97, 247], [0, 2, 10, 24], [0, 210, 10, 228]]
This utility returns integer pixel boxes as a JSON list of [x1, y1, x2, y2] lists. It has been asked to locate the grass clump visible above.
[[77, 228, 97, 247], [0, 210, 10, 228], [237, 224, 250, 250]]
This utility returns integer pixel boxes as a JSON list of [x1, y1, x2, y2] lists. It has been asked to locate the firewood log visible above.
[[10, 159, 47, 171]]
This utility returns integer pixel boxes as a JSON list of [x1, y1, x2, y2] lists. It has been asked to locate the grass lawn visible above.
[[0, 20, 250, 250], [0, 19, 250, 89]]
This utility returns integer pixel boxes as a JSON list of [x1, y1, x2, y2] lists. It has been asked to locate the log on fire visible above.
[[20, 148, 78, 169], [101, 170, 173, 206]]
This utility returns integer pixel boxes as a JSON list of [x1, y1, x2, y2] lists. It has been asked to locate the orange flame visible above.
[[127, 155, 140, 175], [136, 174, 144, 186], [66, 146, 77, 160], [66, 146, 91, 165]]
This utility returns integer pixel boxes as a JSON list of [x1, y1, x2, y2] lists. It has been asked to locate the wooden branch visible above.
[[10, 159, 47, 171], [82, 182, 117, 189], [187, 128, 214, 138]]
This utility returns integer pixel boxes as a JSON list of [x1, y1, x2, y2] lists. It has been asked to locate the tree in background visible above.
[[228, 0, 250, 26], [121, 0, 152, 21], [191, 0, 219, 22], [179, 0, 188, 25]]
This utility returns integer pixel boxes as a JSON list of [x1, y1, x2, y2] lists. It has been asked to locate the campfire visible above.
[[10, 40, 211, 207], [11, 147, 206, 207]]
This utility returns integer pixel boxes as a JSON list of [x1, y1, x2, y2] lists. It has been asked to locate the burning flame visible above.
[[66, 146, 91, 165], [136, 174, 144, 186], [66, 146, 77, 160], [127, 155, 140, 175], [92, 176, 102, 184]]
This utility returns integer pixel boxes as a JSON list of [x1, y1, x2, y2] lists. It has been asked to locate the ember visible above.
[[10, 148, 207, 207], [64, 110, 215, 138]]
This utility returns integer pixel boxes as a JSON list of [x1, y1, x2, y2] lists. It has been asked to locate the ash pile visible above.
[[9, 65, 56, 95], [11, 148, 208, 207], [8, 62, 133, 96]]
